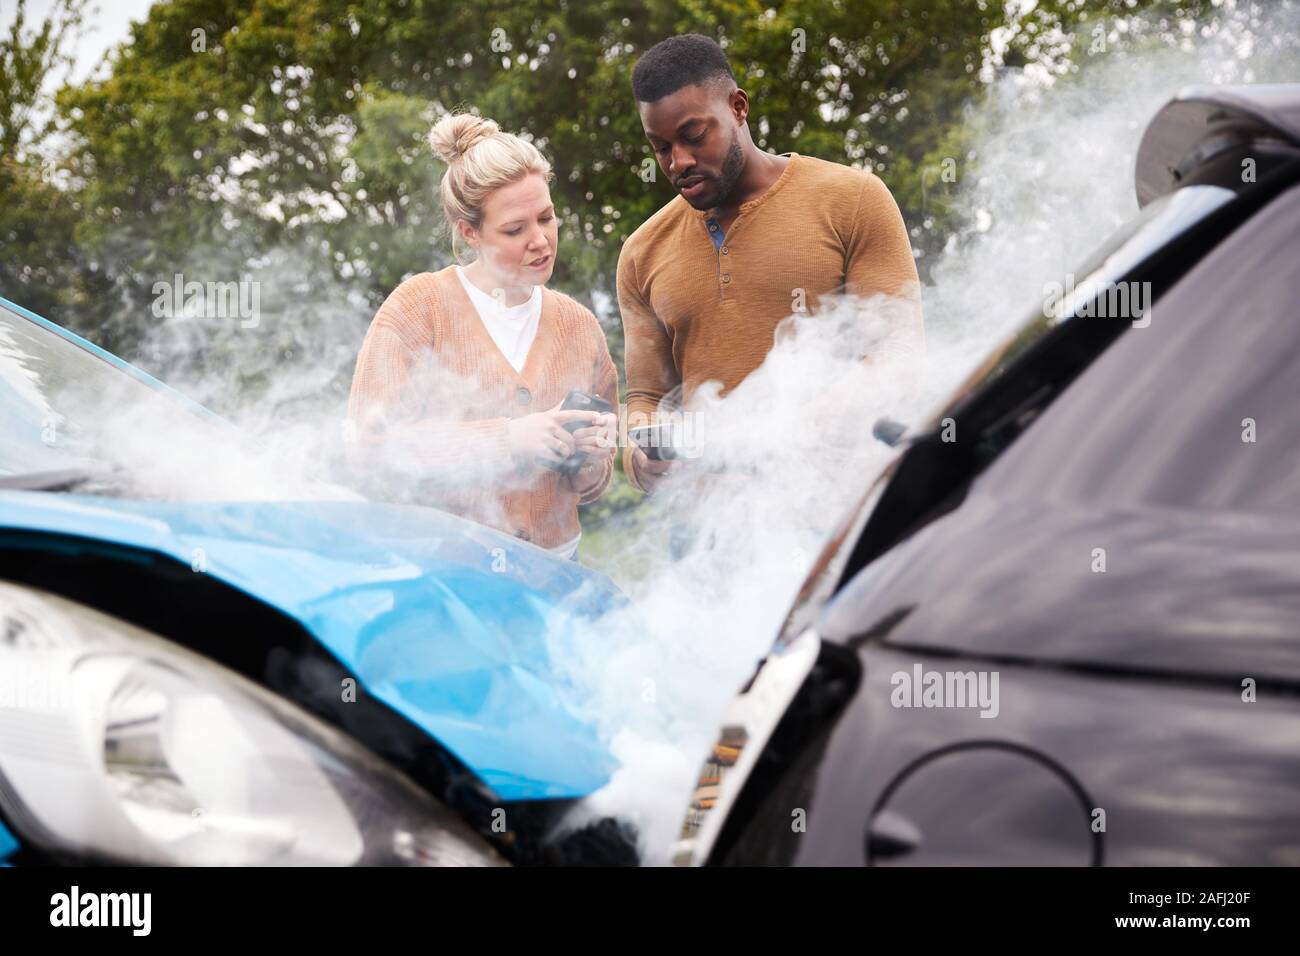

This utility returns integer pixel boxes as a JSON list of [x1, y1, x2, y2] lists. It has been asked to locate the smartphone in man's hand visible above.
[[628, 422, 683, 460]]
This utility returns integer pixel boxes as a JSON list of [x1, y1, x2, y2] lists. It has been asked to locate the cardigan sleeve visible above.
[[565, 313, 619, 504], [346, 297, 516, 487]]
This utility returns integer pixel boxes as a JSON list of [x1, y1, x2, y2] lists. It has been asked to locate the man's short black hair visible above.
[[631, 34, 736, 103]]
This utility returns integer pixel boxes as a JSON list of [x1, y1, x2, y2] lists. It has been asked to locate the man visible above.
[[618, 33, 923, 493]]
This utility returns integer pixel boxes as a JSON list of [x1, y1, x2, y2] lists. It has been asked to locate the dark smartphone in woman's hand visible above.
[[553, 390, 614, 476]]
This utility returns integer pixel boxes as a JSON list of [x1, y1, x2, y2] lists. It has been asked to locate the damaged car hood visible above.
[[0, 491, 621, 801]]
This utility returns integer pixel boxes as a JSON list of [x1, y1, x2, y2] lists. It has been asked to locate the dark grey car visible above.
[[674, 84, 1300, 867]]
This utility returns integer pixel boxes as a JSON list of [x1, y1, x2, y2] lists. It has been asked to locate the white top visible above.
[[455, 266, 542, 373]]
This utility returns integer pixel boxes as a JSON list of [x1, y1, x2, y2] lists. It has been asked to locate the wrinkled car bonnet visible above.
[[0, 491, 622, 801]]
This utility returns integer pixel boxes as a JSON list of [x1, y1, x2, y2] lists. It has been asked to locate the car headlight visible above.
[[0, 581, 503, 866]]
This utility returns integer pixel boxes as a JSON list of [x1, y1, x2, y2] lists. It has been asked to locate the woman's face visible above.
[[461, 173, 558, 287]]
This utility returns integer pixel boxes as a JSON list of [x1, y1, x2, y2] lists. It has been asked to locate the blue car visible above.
[[0, 296, 635, 866]]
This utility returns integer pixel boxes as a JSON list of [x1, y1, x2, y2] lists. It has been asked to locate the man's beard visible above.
[[683, 135, 745, 210]]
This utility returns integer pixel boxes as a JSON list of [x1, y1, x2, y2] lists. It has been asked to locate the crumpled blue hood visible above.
[[0, 490, 623, 801]]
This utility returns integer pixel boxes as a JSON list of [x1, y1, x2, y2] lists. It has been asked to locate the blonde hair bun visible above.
[[427, 112, 554, 261], [429, 113, 501, 164]]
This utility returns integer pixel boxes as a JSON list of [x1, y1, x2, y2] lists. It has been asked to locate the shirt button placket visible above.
[[706, 218, 726, 300], [720, 244, 730, 298]]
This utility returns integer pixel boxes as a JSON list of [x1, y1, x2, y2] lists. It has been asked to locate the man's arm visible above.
[[844, 171, 925, 363], [617, 245, 680, 493]]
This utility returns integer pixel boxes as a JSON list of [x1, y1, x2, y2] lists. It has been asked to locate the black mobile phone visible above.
[[560, 390, 614, 429], [628, 422, 681, 461], [552, 390, 614, 475]]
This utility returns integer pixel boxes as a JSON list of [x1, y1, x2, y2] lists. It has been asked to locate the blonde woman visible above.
[[347, 113, 619, 560]]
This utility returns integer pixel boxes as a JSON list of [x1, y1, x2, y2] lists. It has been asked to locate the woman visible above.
[[347, 113, 619, 560]]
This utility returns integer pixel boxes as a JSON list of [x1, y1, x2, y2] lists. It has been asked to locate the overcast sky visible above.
[[1, 0, 158, 86]]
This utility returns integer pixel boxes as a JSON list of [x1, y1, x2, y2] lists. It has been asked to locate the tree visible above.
[[0, 0, 111, 320]]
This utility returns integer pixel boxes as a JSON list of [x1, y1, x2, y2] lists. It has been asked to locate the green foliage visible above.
[[0, 0, 1235, 513], [0, 0, 111, 319], [0, 0, 88, 158], [4, 0, 1219, 349], [7, 0, 1233, 318], [30, 0, 1017, 338]]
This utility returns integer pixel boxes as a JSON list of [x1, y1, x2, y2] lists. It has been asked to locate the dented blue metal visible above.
[[0, 491, 622, 801]]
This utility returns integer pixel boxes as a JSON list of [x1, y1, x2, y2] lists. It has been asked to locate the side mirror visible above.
[[872, 417, 908, 448]]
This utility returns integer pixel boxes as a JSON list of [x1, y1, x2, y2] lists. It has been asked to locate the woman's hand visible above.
[[566, 411, 617, 493], [570, 411, 618, 465], [506, 402, 598, 468]]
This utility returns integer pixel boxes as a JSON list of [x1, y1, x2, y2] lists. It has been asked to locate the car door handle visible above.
[[867, 810, 923, 860]]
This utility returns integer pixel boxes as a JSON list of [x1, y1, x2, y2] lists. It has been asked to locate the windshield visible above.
[[923, 184, 1236, 427], [794, 183, 1247, 617], [0, 301, 319, 501], [0, 302, 228, 479], [0, 303, 377, 503]]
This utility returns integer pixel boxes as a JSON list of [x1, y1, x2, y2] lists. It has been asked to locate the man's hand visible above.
[[507, 402, 597, 468], [631, 445, 675, 493]]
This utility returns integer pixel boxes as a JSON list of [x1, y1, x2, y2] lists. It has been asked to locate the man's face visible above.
[[639, 83, 746, 211]]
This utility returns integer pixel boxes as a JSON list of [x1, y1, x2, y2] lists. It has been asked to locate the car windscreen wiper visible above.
[[0, 466, 121, 492]]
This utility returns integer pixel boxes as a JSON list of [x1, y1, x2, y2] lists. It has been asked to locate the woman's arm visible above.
[[565, 325, 619, 503]]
